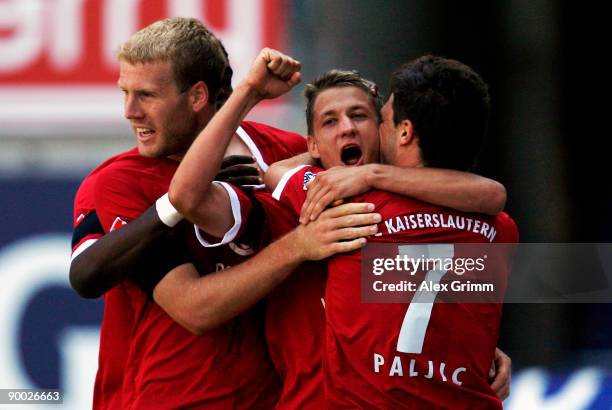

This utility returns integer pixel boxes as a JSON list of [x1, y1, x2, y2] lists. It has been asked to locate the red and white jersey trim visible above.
[[236, 125, 269, 173], [110, 217, 127, 232], [70, 237, 98, 262], [194, 181, 243, 247], [272, 165, 309, 200]]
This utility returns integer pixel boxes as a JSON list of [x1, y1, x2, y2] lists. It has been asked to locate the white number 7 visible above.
[[396, 244, 455, 354]]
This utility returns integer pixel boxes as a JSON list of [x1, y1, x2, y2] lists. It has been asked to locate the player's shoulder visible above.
[[240, 120, 303, 141], [81, 147, 142, 181], [240, 121, 306, 155], [75, 148, 155, 205], [98, 147, 153, 172], [95, 148, 177, 184], [357, 189, 425, 211], [74, 148, 138, 200], [272, 164, 323, 200]]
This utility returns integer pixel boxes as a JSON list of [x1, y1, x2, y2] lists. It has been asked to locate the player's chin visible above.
[[137, 143, 162, 159]]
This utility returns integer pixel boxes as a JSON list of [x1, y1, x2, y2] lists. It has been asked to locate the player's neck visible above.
[[393, 149, 423, 168]]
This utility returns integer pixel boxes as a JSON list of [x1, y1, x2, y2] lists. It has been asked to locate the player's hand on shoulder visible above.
[[216, 155, 262, 187], [300, 165, 373, 224], [292, 202, 381, 261], [245, 48, 301, 100]]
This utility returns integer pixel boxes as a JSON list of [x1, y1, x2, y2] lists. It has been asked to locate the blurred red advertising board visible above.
[[0, 0, 286, 136]]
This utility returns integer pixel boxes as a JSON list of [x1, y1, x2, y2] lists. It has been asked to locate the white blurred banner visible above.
[[0, 234, 100, 409], [0, 0, 286, 137]]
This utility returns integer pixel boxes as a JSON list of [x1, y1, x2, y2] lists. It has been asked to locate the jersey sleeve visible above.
[[193, 181, 256, 247], [71, 176, 105, 259], [71, 211, 105, 261], [253, 191, 298, 239], [192, 182, 298, 249]]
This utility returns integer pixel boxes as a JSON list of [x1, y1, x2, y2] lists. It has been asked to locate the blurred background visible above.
[[0, 0, 610, 408]]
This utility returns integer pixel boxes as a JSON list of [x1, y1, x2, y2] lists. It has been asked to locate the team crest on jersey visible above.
[[109, 217, 127, 232], [303, 171, 317, 190]]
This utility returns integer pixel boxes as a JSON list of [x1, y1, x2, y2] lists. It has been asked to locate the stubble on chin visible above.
[[137, 142, 165, 159]]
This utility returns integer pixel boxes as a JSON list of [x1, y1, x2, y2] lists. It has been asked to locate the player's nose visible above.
[[124, 95, 144, 120], [338, 115, 357, 136]]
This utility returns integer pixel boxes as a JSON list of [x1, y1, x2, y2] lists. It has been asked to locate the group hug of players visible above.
[[70, 17, 517, 409]]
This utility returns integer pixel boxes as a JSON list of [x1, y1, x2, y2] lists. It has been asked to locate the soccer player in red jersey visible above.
[[71, 17, 387, 409], [72, 149, 376, 410], [68, 18, 315, 409], [274, 58, 518, 408], [167, 51, 514, 407], [71, 15, 513, 409]]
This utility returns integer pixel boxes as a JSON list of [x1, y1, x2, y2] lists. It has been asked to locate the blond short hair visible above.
[[118, 17, 231, 105]]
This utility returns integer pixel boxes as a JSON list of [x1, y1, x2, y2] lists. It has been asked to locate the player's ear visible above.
[[307, 135, 321, 159], [398, 119, 415, 146], [189, 81, 210, 112]]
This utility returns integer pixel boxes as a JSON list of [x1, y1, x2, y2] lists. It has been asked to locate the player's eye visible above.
[[322, 118, 336, 126]]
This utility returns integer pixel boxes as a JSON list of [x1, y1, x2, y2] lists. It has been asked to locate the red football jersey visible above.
[[273, 165, 518, 409], [268, 165, 328, 409], [326, 191, 518, 409], [219, 182, 327, 409], [73, 122, 306, 409], [72, 150, 145, 410]]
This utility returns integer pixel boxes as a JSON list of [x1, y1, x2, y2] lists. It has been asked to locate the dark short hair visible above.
[[304, 69, 383, 135], [390, 55, 490, 170]]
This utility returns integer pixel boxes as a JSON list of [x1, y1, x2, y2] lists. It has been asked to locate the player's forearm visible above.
[[169, 83, 262, 220], [69, 206, 171, 298], [161, 231, 305, 334], [366, 165, 506, 215], [156, 202, 378, 334]]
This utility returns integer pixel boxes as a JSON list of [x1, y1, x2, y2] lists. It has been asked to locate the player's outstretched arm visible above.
[[153, 202, 380, 335], [69, 205, 178, 298], [169, 48, 301, 237], [69, 159, 259, 299], [300, 164, 507, 223]]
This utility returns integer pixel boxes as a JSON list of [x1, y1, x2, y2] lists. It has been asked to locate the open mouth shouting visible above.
[[341, 144, 363, 166]]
